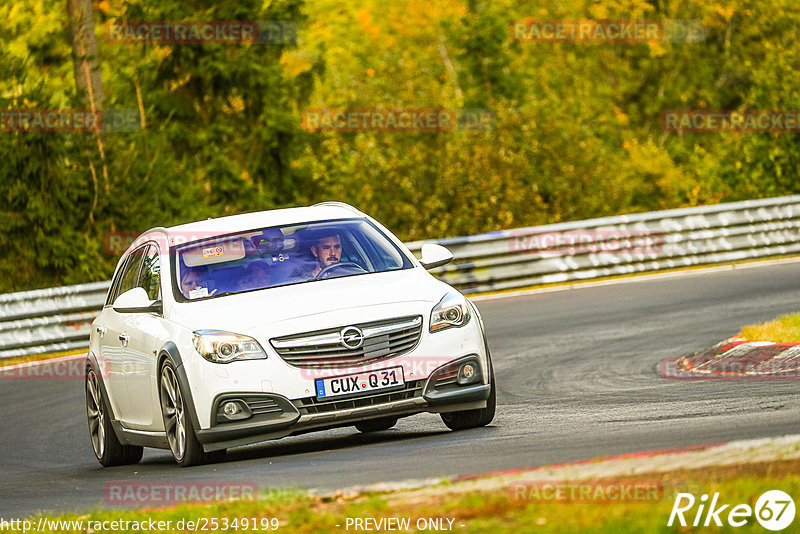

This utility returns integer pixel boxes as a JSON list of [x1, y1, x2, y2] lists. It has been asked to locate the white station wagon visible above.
[[86, 202, 496, 467]]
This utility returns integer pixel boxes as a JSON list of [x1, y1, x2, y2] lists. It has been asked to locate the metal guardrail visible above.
[[0, 282, 110, 358], [407, 195, 800, 293], [2, 196, 800, 359]]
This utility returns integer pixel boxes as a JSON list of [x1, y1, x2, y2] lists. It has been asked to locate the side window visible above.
[[139, 245, 161, 301], [106, 257, 129, 306], [115, 246, 147, 302]]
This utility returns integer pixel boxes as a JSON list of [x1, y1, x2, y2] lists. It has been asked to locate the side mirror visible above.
[[113, 287, 163, 314], [419, 243, 454, 270]]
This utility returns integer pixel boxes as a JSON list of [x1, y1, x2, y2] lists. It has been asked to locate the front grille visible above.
[[292, 380, 424, 415], [270, 316, 423, 369]]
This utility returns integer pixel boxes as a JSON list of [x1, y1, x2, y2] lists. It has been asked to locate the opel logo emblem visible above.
[[340, 326, 364, 350]]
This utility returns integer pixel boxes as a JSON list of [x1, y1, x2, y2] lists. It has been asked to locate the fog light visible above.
[[462, 364, 475, 379], [216, 399, 253, 423], [223, 401, 241, 417], [457, 362, 480, 385]]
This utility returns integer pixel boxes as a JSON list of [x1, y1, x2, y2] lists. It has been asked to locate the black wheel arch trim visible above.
[[85, 352, 117, 422], [157, 341, 203, 433]]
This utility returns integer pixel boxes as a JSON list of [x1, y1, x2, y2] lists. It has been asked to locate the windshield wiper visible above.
[[210, 291, 238, 298]]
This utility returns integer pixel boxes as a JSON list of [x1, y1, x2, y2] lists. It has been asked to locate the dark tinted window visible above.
[[172, 219, 412, 301], [114, 246, 147, 303], [105, 257, 129, 306], [139, 245, 161, 301]]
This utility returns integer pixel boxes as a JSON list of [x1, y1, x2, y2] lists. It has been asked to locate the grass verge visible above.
[[741, 312, 800, 343], [17, 459, 800, 533]]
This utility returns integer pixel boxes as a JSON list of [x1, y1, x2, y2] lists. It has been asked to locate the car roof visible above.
[[167, 204, 362, 235], [130, 203, 366, 251]]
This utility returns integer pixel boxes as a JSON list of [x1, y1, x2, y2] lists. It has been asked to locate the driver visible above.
[[310, 233, 341, 277]]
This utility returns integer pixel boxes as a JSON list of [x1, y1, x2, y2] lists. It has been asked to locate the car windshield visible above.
[[172, 218, 413, 301]]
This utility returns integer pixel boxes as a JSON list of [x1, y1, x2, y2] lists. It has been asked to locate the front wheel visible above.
[[440, 365, 496, 431], [159, 361, 212, 467], [86, 366, 143, 467]]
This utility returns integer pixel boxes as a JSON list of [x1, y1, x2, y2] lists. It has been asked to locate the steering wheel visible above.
[[315, 261, 368, 279]]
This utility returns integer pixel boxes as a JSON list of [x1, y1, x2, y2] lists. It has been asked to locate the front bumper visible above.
[[196, 358, 491, 452]]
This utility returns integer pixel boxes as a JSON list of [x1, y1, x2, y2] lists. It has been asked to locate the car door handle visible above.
[[96, 326, 107, 338], [119, 334, 129, 346]]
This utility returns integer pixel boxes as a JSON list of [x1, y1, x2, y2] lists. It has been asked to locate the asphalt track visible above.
[[2, 261, 800, 518]]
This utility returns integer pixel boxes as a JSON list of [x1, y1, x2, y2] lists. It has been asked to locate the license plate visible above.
[[315, 366, 405, 399]]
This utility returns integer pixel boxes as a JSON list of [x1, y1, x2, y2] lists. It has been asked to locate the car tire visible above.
[[159, 360, 210, 467], [354, 416, 398, 433], [85, 365, 144, 467], [440, 364, 496, 431]]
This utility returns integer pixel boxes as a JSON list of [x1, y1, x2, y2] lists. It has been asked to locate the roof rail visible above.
[[311, 201, 362, 214]]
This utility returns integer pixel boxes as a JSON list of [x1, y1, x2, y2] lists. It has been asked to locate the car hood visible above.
[[167, 268, 451, 336]]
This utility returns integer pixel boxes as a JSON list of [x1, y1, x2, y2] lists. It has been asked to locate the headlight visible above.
[[192, 330, 267, 363], [430, 292, 471, 333]]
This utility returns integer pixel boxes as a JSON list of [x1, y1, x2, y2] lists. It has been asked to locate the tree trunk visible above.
[[66, 0, 103, 110], [66, 0, 109, 210]]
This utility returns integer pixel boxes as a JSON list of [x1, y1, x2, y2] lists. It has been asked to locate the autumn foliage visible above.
[[1, 0, 799, 291]]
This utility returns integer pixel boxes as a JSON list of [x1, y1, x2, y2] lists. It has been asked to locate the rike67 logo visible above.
[[668, 490, 796, 531]]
